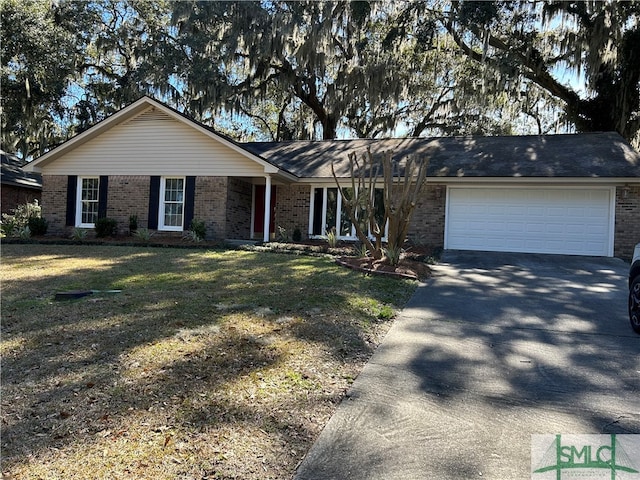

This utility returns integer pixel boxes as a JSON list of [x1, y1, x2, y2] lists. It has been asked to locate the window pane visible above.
[[82, 178, 99, 201], [312, 188, 324, 236], [164, 203, 183, 227], [82, 201, 98, 224], [340, 188, 353, 237], [79, 177, 99, 224], [374, 188, 385, 228], [326, 188, 338, 233], [164, 178, 184, 202], [161, 178, 185, 229]]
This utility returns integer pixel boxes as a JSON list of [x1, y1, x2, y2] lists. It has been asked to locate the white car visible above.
[[630, 242, 640, 334]]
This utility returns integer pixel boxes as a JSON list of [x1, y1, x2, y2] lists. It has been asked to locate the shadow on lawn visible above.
[[1, 244, 410, 477]]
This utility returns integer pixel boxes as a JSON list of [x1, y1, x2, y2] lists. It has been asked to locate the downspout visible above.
[[263, 175, 272, 243]]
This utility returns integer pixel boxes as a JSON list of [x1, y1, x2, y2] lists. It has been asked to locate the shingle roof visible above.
[[244, 132, 640, 179], [1, 150, 42, 189]]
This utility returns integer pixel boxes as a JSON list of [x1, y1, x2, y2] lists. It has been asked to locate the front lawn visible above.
[[1, 244, 417, 479]]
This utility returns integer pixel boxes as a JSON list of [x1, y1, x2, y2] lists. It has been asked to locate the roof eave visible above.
[[296, 175, 640, 184]]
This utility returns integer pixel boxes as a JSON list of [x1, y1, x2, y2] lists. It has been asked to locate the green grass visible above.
[[0, 244, 417, 480]]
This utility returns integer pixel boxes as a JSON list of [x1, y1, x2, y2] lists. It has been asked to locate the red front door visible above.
[[253, 185, 276, 234]]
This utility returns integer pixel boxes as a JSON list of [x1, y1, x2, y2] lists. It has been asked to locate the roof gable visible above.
[[25, 97, 293, 179]]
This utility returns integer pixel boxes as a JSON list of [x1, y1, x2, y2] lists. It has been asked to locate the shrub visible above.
[[18, 226, 31, 239], [94, 217, 117, 238], [188, 219, 206, 241], [129, 215, 138, 234], [70, 228, 88, 240], [1, 217, 18, 237], [1, 200, 43, 237], [353, 242, 369, 258], [383, 245, 403, 266], [325, 227, 338, 248], [292, 227, 302, 242], [134, 228, 153, 243], [277, 225, 289, 242], [28, 216, 48, 236]]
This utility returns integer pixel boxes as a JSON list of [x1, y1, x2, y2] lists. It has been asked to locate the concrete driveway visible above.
[[295, 252, 640, 480]]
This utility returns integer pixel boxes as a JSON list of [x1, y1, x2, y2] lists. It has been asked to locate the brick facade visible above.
[[226, 178, 252, 239], [273, 184, 312, 240], [38, 175, 639, 258], [42, 175, 242, 241], [1, 184, 41, 215], [614, 185, 640, 260], [106, 176, 150, 235], [41, 175, 68, 236], [408, 184, 446, 248], [194, 176, 227, 240]]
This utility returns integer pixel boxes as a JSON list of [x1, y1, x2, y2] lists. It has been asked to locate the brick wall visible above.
[[106, 176, 150, 234], [615, 185, 640, 260], [225, 178, 252, 239], [194, 177, 227, 240], [37, 177, 639, 258], [408, 184, 446, 248], [274, 184, 311, 240], [1, 185, 41, 215], [42, 175, 233, 240], [41, 175, 69, 236]]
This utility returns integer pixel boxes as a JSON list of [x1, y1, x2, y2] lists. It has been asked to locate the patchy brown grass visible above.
[[0, 244, 417, 479]]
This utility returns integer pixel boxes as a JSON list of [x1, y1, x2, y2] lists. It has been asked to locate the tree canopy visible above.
[[2, 0, 638, 160], [442, 0, 640, 145]]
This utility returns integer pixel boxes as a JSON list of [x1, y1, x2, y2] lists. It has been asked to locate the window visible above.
[[76, 177, 99, 227], [309, 186, 386, 240], [159, 177, 185, 230]]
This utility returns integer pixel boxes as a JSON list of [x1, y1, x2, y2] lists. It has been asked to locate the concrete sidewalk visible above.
[[294, 252, 640, 480]]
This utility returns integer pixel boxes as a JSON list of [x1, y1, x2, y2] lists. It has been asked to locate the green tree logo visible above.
[[533, 434, 639, 479]]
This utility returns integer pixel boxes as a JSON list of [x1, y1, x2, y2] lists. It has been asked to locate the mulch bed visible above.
[[336, 255, 433, 280]]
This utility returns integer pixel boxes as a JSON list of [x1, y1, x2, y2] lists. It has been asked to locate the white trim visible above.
[[250, 184, 256, 240], [158, 176, 185, 231], [444, 185, 616, 256], [607, 186, 616, 257], [76, 176, 99, 228], [263, 175, 272, 243], [307, 187, 316, 238]]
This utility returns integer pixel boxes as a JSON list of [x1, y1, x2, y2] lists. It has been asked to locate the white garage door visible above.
[[445, 187, 614, 256]]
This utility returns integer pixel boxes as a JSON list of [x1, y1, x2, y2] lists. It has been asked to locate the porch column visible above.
[[263, 175, 272, 243]]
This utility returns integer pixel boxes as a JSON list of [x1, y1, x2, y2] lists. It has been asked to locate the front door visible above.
[[253, 185, 276, 236]]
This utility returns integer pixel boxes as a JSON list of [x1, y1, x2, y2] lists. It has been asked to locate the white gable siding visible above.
[[42, 108, 267, 176]]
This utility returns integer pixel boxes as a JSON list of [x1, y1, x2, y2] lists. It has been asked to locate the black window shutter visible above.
[[65, 175, 78, 226], [98, 176, 109, 219], [184, 176, 196, 230], [148, 176, 161, 229]]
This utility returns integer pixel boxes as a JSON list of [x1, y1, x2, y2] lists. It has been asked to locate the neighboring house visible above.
[[1, 150, 42, 215], [24, 96, 640, 258]]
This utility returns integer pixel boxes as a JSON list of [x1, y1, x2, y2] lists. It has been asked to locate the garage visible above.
[[445, 187, 614, 256]]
